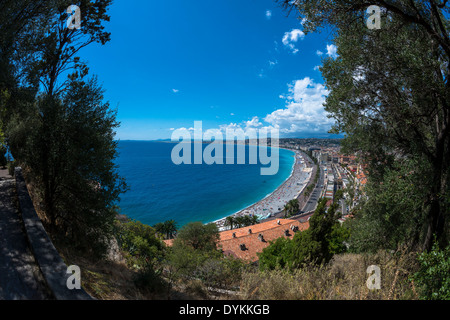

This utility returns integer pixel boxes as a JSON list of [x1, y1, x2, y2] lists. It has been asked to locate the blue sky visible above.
[[79, 0, 340, 140]]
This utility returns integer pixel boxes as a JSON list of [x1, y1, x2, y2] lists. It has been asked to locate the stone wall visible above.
[[14, 168, 93, 300]]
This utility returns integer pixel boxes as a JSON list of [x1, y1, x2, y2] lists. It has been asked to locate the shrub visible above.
[[114, 218, 165, 269], [413, 242, 450, 300]]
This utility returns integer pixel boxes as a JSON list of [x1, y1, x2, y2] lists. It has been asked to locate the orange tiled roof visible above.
[[220, 219, 299, 241], [219, 219, 309, 262]]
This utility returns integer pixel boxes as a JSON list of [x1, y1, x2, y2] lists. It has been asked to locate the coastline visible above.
[[212, 148, 311, 230]]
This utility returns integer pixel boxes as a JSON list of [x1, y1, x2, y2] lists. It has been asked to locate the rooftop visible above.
[[219, 218, 309, 262]]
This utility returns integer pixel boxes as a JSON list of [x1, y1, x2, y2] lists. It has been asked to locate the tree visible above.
[[114, 218, 166, 293], [15, 78, 126, 254], [0, 145, 6, 168], [290, 198, 339, 266], [259, 198, 345, 270], [224, 216, 235, 230], [257, 237, 293, 271], [114, 218, 165, 269], [234, 216, 245, 228], [164, 221, 224, 298], [175, 222, 220, 252], [413, 240, 450, 300], [163, 220, 178, 239], [279, 0, 450, 251], [153, 220, 177, 239], [1, 1, 127, 255], [284, 199, 300, 218], [348, 158, 431, 252], [249, 214, 259, 225], [334, 189, 344, 203]]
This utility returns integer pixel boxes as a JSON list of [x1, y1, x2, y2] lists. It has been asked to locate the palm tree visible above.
[[163, 219, 178, 239], [234, 216, 245, 228], [225, 216, 235, 230], [153, 222, 165, 237], [284, 199, 300, 218], [250, 215, 259, 225], [284, 202, 292, 218], [242, 215, 252, 227]]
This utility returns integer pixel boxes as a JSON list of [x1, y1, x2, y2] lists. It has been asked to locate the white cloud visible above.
[[172, 89, 179, 93], [282, 29, 305, 54], [326, 44, 338, 58], [245, 116, 263, 129], [264, 77, 333, 133], [268, 60, 277, 67], [171, 78, 333, 137], [314, 65, 321, 71], [265, 10, 272, 20], [316, 50, 323, 56], [230, 113, 235, 116]]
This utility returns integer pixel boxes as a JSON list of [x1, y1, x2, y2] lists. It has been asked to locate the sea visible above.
[[115, 141, 295, 227]]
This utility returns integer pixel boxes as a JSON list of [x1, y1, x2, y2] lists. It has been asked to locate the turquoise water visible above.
[[115, 141, 295, 227]]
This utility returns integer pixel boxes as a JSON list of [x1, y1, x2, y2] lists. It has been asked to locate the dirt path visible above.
[[0, 171, 51, 300]]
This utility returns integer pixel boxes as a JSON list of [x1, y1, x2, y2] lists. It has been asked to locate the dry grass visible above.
[[57, 244, 148, 300], [239, 248, 420, 300]]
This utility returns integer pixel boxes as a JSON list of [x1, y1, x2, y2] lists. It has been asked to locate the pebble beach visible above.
[[213, 149, 312, 230]]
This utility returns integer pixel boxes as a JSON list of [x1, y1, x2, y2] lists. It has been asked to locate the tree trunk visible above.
[[423, 145, 446, 251]]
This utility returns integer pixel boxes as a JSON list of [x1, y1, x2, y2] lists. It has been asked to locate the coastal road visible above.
[[0, 171, 50, 300], [301, 163, 325, 213]]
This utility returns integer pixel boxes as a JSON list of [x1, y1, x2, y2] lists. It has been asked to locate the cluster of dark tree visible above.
[[0, 0, 126, 256], [152, 219, 178, 240], [224, 214, 259, 230]]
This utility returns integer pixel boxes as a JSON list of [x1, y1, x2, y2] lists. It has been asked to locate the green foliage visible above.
[[230, 215, 259, 229], [175, 221, 220, 251], [193, 255, 247, 290], [334, 189, 344, 203], [132, 265, 166, 293], [328, 223, 350, 255], [164, 221, 246, 295], [279, 0, 450, 251], [284, 199, 300, 218], [114, 218, 165, 269], [114, 218, 167, 293], [9, 78, 127, 256], [348, 158, 430, 253], [258, 237, 293, 271], [153, 219, 178, 239], [0, 0, 124, 257], [413, 241, 450, 300], [166, 237, 245, 294], [259, 198, 349, 270]]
